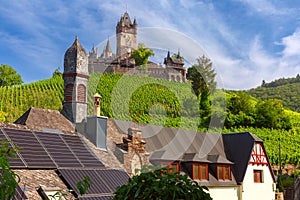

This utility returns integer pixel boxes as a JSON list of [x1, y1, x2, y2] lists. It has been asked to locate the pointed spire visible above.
[[105, 38, 112, 53], [91, 43, 95, 53], [73, 35, 80, 47], [167, 50, 170, 58], [66, 35, 87, 56], [177, 48, 180, 58]]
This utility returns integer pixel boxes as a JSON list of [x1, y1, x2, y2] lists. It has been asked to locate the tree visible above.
[[0, 141, 20, 199], [113, 166, 212, 200], [225, 92, 255, 128], [52, 67, 62, 78], [187, 55, 216, 98], [0, 64, 23, 86], [131, 44, 154, 67], [186, 55, 216, 128], [255, 99, 291, 130]]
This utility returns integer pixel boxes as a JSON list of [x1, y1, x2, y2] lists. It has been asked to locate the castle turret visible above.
[[101, 39, 113, 59], [62, 36, 89, 123], [164, 50, 186, 82], [116, 12, 137, 58]]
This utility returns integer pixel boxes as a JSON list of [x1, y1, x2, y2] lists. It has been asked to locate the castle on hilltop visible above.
[[88, 11, 186, 82]]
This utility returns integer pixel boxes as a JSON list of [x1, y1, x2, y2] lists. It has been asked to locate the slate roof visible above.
[[1, 121, 128, 199], [107, 120, 275, 186], [14, 107, 75, 134], [65, 36, 87, 57], [222, 132, 275, 183]]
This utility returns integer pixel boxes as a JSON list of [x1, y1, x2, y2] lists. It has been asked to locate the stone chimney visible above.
[[123, 127, 146, 153]]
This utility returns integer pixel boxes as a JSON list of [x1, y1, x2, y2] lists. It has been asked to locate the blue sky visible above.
[[1, 0, 300, 90]]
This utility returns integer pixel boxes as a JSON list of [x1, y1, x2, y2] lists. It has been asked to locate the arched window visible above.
[[77, 84, 86, 103], [131, 154, 142, 175], [170, 75, 175, 81], [65, 84, 74, 102]]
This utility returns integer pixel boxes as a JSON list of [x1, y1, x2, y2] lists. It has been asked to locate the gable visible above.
[[249, 143, 268, 165]]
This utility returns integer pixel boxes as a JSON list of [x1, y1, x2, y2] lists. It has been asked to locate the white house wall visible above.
[[208, 186, 239, 200], [242, 164, 275, 200]]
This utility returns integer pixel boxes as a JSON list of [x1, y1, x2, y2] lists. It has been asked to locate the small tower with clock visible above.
[[116, 11, 137, 58], [62, 36, 89, 123]]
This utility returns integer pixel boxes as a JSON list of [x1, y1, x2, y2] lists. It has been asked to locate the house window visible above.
[[166, 162, 179, 173], [254, 170, 264, 183], [217, 165, 231, 180], [192, 163, 208, 180]]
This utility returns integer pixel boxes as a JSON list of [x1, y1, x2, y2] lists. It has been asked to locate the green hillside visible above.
[[247, 75, 300, 112], [0, 73, 300, 166], [0, 75, 64, 121]]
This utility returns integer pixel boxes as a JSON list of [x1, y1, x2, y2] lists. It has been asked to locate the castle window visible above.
[[192, 163, 208, 180], [217, 165, 231, 180], [77, 84, 86, 103], [65, 84, 74, 102], [254, 170, 264, 183]]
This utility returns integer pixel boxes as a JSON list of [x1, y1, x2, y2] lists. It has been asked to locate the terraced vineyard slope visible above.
[[0, 73, 299, 166]]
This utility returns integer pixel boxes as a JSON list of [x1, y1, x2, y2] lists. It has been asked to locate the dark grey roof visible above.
[[12, 184, 28, 200], [207, 154, 233, 164], [58, 168, 129, 198], [181, 153, 210, 162], [107, 120, 274, 185], [222, 132, 275, 183], [143, 127, 232, 166], [0, 127, 104, 169]]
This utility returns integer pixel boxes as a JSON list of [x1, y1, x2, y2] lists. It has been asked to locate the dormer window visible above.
[[217, 165, 231, 180], [192, 163, 208, 180], [167, 162, 179, 173]]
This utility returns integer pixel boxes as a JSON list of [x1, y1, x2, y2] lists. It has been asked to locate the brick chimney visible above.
[[123, 127, 146, 153]]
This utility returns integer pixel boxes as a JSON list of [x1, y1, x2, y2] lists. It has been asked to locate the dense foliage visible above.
[[247, 75, 300, 112], [0, 140, 20, 199], [225, 91, 291, 130], [0, 64, 23, 86], [113, 166, 212, 200]]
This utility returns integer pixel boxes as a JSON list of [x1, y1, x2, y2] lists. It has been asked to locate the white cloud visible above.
[[281, 29, 300, 58], [237, 0, 290, 16], [249, 36, 277, 68]]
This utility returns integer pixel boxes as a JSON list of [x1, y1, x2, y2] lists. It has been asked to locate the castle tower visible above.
[[62, 36, 89, 123], [116, 12, 137, 58], [164, 50, 186, 82]]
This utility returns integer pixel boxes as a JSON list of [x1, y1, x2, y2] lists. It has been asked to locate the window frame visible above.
[[192, 163, 209, 180], [253, 170, 264, 183], [217, 164, 232, 181], [161, 162, 179, 174]]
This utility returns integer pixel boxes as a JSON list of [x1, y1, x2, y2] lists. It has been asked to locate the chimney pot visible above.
[[93, 93, 102, 116]]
